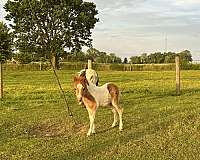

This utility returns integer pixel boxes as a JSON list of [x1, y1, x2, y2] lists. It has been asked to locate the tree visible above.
[[164, 52, 176, 63], [154, 52, 164, 63], [178, 50, 192, 63], [0, 21, 13, 98], [140, 53, 148, 64], [130, 56, 141, 64], [114, 56, 122, 63], [86, 48, 100, 62], [0, 22, 13, 62], [123, 57, 128, 64], [4, 0, 99, 69], [13, 52, 32, 64]]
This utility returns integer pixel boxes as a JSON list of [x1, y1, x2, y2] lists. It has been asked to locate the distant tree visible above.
[[74, 50, 87, 62], [148, 53, 157, 63], [154, 52, 164, 63], [14, 52, 32, 64], [177, 50, 192, 63], [95, 52, 107, 63], [0, 22, 13, 63], [86, 48, 100, 62], [4, 0, 99, 69], [108, 53, 122, 63], [123, 57, 128, 64], [140, 53, 148, 64], [130, 56, 140, 64], [163, 52, 176, 63], [115, 57, 122, 63]]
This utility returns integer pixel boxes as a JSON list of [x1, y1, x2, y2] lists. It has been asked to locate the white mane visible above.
[[79, 69, 99, 85]]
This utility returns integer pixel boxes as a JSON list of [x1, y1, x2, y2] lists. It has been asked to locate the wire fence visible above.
[[3, 61, 200, 72], [1, 61, 200, 104]]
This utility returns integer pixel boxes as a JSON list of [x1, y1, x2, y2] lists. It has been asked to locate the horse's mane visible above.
[[79, 69, 86, 77]]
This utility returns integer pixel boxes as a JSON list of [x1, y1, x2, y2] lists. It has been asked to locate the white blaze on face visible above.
[[76, 83, 84, 104]]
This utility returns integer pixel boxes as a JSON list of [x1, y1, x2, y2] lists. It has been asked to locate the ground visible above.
[[1, 70, 200, 159]]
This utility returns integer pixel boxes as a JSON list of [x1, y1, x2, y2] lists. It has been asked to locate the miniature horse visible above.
[[74, 75, 123, 136]]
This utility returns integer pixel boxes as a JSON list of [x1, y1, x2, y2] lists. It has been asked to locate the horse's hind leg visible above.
[[111, 108, 118, 128], [112, 102, 123, 131]]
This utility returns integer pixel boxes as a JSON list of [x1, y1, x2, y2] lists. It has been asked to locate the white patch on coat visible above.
[[86, 81, 111, 106]]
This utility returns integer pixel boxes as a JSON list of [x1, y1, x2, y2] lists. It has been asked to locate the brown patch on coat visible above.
[[74, 76, 88, 88], [74, 76, 96, 111], [107, 83, 119, 104]]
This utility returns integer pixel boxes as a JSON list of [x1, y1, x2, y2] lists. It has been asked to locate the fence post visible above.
[[129, 64, 132, 71], [88, 59, 92, 69], [39, 61, 42, 71], [176, 56, 180, 95], [0, 62, 3, 98]]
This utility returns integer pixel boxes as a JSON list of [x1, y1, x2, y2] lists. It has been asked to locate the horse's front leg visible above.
[[111, 108, 118, 128], [87, 108, 96, 136]]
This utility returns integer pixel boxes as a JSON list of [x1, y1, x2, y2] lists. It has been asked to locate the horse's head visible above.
[[73, 75, 89, 105]]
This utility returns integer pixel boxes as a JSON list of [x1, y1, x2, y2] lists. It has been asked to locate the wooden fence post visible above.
[[39, 61, 42, 71], [176, 56, 180, 95], [88, 59, 92, 69], [0, 62, 3, 98]]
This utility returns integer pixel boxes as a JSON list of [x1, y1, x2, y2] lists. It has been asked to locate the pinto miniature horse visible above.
[[74, 75, 123, 136]]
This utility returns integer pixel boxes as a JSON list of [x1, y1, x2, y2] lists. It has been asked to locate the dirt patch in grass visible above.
[[27, 119, 87, 138]]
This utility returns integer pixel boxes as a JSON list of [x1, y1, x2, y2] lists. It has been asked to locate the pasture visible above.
[[1, 69, 200, 159]]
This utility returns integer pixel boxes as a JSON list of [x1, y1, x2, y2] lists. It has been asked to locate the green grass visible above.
[[1, 70, 200, 159]]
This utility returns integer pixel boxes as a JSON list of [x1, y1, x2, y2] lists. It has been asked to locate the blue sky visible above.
[[1, 0, 200, 60]]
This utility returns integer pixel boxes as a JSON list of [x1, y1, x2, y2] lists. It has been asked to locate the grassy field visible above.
[[1, 70, 200, 160]]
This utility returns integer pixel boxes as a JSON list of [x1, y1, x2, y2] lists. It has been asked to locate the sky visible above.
[[1, 0, 200, 60]]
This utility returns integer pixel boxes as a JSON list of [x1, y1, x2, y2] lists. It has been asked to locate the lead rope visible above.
[[27, 0, 78, 128], [50, 61, 77, 125]]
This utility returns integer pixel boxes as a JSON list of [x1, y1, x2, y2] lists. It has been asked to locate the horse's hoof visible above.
[[87, 132, 91, 137]]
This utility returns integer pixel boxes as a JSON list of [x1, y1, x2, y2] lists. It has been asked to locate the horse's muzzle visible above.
[[78, 98, 83, 105]]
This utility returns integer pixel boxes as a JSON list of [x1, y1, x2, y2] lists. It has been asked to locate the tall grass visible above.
[[1, 70, 200, 159]]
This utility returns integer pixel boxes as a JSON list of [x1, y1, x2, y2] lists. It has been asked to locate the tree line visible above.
[[11, 48, 193, 65], [62, 48, 122, 63], [130, 50, 192, 64]]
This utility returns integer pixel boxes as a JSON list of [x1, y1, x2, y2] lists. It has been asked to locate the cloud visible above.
[[87, 0, 200, 59], [1, 0, 200, 59], [0, 0, 7, 22], [174, 0, 200, 6]]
